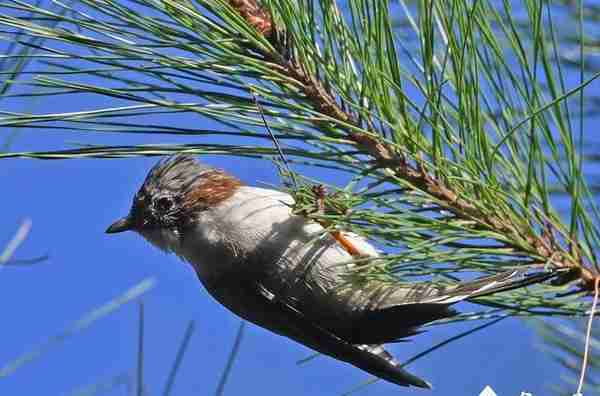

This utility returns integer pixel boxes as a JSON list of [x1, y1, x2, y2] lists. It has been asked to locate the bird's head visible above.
[[105, 154, 242, 252]]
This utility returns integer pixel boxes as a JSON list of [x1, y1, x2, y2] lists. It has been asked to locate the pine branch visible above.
[[230, 0, 598, 290]]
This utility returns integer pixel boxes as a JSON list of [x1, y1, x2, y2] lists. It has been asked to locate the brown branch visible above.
[[227, 2, 597, 290]]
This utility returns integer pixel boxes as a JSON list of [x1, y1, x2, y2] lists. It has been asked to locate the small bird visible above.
[[106, 154, 557, 389]]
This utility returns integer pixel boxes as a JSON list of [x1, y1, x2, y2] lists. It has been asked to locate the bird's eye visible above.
[[156, 196, 173, 212]]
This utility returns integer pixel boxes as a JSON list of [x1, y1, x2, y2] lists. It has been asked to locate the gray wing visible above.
[[202, 274, 431, 388]]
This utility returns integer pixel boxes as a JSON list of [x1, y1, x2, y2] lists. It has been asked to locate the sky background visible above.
[[1, 1, 597, 396]]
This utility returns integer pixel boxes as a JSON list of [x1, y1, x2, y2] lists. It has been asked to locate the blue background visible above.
[[1, 2, 595, 396]]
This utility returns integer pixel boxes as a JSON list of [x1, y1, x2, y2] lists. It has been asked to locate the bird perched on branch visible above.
[[106, 154, 558, 389]]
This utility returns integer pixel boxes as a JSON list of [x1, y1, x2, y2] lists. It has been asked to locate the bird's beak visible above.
[[105, 216, 133, 234]]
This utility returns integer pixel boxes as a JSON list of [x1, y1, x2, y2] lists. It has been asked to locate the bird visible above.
[[106, 154, 558, 389]]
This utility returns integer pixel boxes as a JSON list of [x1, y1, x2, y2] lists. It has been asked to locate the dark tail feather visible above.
[[341, 268, 560, 345], [348, 303, 458, 344], [438, 268, 561, 303], [351, 344, 431, 388]]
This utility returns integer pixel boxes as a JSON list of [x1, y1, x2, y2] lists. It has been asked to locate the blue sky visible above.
[[1, 2, 595, 396]]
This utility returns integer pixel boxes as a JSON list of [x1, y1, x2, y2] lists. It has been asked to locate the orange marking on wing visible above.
[[331, 230, 363, 257]]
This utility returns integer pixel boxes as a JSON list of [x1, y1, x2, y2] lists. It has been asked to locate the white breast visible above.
[[176, 186, 379, 314]]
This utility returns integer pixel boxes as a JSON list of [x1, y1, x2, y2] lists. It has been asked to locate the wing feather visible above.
[[203, 274, 430, 388]]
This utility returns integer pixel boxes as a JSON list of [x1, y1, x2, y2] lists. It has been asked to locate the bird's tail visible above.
[[337, 268, 562, 388], [426, 267, 560, 305]]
